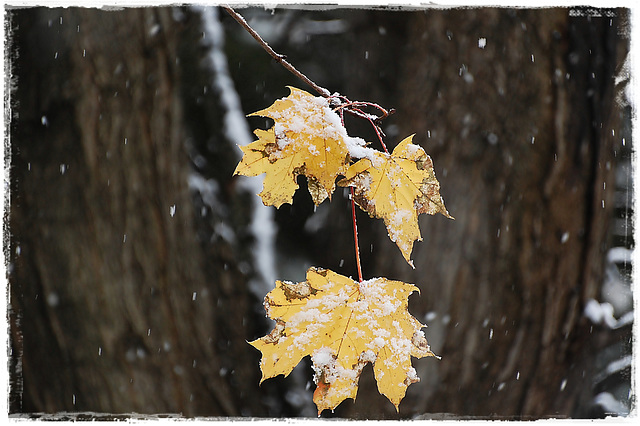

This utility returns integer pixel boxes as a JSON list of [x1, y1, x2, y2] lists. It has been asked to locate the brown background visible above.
[[7, 6, 632, 419]]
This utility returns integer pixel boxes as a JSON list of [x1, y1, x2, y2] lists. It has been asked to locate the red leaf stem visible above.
[[350, 186, 364, 283]]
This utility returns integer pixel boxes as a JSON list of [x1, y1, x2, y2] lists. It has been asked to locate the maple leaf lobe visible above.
[[233, 128, 300, 208]]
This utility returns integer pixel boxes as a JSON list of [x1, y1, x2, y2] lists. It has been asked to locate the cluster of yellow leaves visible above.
[[234, 87, 453, 266], [249, 267, 437, 415], [235, 87, 451, 414]]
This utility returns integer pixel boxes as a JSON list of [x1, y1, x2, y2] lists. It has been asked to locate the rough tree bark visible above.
[[8, 7, 272, 416], [219, 6, 629, 419], [328, 8, 628, 419], [8, 6, 630, 420]]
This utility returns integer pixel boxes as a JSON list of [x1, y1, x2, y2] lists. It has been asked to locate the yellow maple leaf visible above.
[[249, 267, 437, 415], [339, 135, 453, 267], [234, 128, 322, 208], [234, 87, 351, 207]]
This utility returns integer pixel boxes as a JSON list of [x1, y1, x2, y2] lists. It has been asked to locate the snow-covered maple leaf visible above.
[[339, 135, 453, 266], [234, 87, 355, 207], [249, 267, 438, 414]]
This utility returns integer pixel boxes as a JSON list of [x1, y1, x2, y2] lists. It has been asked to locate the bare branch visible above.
[[222, 5, 394, 153], [223, 6, 331, 98]]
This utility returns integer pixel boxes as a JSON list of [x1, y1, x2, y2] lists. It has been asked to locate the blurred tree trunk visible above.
[[9, 6, 629, 420], [9, 7, 268, 416], [331, 8, 628, 419]]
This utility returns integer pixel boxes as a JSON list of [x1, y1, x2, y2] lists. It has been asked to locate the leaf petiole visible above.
[[350, 186, 364, 283]]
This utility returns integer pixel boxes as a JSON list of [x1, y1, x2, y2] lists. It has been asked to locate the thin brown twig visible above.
[[350, 187, 364, 283], [363, 114, 389, 154], [223, 6, 331, 98], [335, 100, 392, 133], [223, 6, 394, 134], [333, 100, 391, 117], [338, 107, 364, 282]]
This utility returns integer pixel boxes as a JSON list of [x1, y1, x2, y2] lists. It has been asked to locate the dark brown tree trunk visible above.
[[8, 7, 268, 416], [8, 6, 630, 420], [331, 8, 629, 419]]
